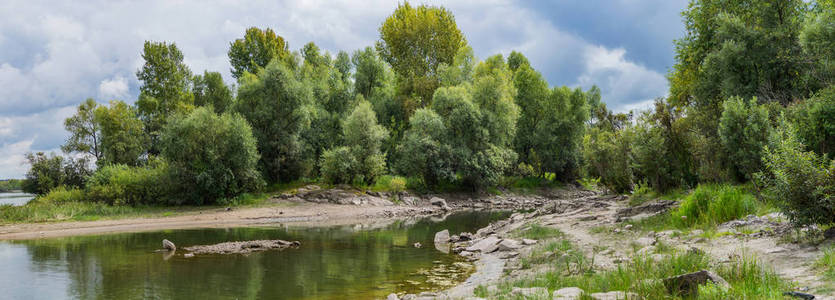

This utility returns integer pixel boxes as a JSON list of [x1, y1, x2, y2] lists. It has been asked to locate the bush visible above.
[[761, 117, 835, 226], [718, 96, 770, 180], [582, 128, 633, 193], [85, 160, 171, 205], [370, 175, 407, 193], [161, 107, 265, 205], [38, 186, 85, 204], [396, 108, 454, 186], [319, 147, 356, 184], [22, 152, 92, 195]]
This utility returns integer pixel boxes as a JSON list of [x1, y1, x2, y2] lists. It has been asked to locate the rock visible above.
[[413, 242, 422, 248], [430, 197, 451, 210], [510, 287, 549, 298], [184, 253, 194, 258], [636, 246, 655, 255], [624, 224, 633, 230], [458, 232, 473, 241], [650, 253, 671, 262], [162, 239, 176, 251], [783, 291, 816, 300], [466, 236, 501, 253], [615, 200, 677, 221], [387, 293, 399, 300], [435, 229, 451, 244], [553, 287, 584, 300], [497, 239, 521, 251], [635, 236, 656, 247], [400, 294, 417, 300], [522, 239, 538, 245], [663, 270, 729, 296], [184, 240, 300, 255], [498, 251, 519, 259], [589, 291, 639, 300]]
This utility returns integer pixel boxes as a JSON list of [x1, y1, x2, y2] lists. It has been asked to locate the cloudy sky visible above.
[[0, 0, 687, 179]]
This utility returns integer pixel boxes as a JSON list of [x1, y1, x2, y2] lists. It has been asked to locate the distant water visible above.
[[0, 192, 34, 206]]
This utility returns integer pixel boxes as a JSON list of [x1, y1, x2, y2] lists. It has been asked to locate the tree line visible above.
[[21, 0, 835, 229]]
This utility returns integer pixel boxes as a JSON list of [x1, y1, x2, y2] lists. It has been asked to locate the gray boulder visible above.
[[162, 239, 176, 251], [510, 287, 548, 298], [553, 287, 584, 300], [589, 291, 639, 300], [434, 229, 451, 244], [466, 236, 501, 253], [430, 197, 451, 210], [386, 293, 399, 300], [497, 239, 521, 251]]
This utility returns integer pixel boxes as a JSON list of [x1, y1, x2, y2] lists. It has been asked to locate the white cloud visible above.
[[577, 45, 668, 112], [0, 139, 35, 179], [98, 76, 129, 100]]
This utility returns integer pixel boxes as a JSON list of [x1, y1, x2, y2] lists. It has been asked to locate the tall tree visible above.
[[228, 27, 289, 79], [95, 101, 149, 166], [235, 59, 312, 183], [62, 98, 102, 161], [376, 1, 466, 107], [135, 41, 194, 153], [352, 47, 389, 98], [192, 71, 234, 114]]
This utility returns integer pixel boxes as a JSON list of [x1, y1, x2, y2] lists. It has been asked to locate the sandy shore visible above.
[[0, 201, 439, 240]]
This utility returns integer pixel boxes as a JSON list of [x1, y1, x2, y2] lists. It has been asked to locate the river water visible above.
[[0, 210, 509, 299], [0, 192, 33, 206]]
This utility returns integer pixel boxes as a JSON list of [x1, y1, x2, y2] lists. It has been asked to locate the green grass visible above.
[[482, 238, 793, 299], [628, 182, 687, 206], [815, 247, 835, 280], [369, 175, 407, 193], [516, 224, 565, 240]]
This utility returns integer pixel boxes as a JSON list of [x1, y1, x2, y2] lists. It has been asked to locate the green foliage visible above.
[[632, 99, 697, 192], [192, 71, 234, 114], [38, 186, 85, 204], [228, 27, 289, 79], [814, 246, 835, 280], [22, 152, 91, 196], [235, 58, 312, 183], [788, 87, 835, 157], [718, 96, 771, 180], [376, 1, 466, 105], [0, 179, 23, 192], [395, 108, 453, 186], [369, 175, 407, 193], [578, 177, 601, 191], [95, 100, 149, 166], [800, 8, 835, 87], [518, 224, 564, 240], [671, 184, 757, 228], [62, 98, 102, 161], [761, 117, 835, 226], [320, 100, 388, 184], [135, 41, 194, 154], [582, 127, 633, 193], [85, 160, 170, 205], [319, 146, 355, 185], [352, 47, 390, 98], [160, 107, 264, 205]]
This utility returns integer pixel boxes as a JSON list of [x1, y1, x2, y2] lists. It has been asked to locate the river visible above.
[[0, 210, 509, 299], [0, 192, 33, 206]]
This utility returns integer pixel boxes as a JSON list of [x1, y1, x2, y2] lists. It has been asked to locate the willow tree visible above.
[[228, 27, 289, 79]]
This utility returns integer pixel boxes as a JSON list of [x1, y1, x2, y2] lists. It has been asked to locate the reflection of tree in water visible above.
[[12, 211, 509, 299]]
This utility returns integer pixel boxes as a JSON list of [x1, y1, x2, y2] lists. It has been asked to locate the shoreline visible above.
[[0, 201, 445, 240]]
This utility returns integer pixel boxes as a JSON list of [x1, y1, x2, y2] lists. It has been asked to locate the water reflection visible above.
[[0, 210, 509, 300]]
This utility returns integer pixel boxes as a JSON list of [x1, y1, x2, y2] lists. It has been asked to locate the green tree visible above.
[[95, 101, 149, 166], [352, 47, 389, 98], [531, 87, 589, 180], [718, 96, 771, 180], [62, 98, 102, 161], [228, 27, 289, 79], [22, 152, 91, 195], [396, 108, 453, 186], [582, 128, 633, 193], [788, 87, 835, 157], [800, 7, 835, 88], [343, 100, 389, 183], [192, 71, 233, 114], [235, 59, 312, 183], [160, 107, 264, 204], [135, 41, 194, 153], [376, 1, 466, 106]]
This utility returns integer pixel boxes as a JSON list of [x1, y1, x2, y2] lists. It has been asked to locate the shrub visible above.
[[85, 160, 171, 205], [22, 152, 92, 195], [320, 146, 356, 184], [761, 117, 835, 226], [370, 175, 407, 193], [718, 96, 770, 180], [396, 108, 454, 186], [582, 127, 632, 193], [161, 107, 265, 205], [38, 186, 85, 204]]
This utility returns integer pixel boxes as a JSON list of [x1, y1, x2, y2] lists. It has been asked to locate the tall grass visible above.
[[671, 184, 757, 228]]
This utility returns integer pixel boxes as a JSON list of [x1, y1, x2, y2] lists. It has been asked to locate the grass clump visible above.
[[815, 247, 835, 280], [369, 175, 407, 193], [671, 184, 758, 228], [517, 224, 565, 240]]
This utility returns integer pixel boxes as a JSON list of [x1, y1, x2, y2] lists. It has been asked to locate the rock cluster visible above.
[[183, 239, 300, 255]]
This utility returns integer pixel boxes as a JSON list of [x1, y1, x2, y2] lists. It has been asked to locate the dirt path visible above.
[[0, 200, 439, 240]]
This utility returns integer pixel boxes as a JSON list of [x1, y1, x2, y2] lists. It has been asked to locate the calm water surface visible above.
[[0, 192, 33, 206], [0, 210, 509, 300]]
